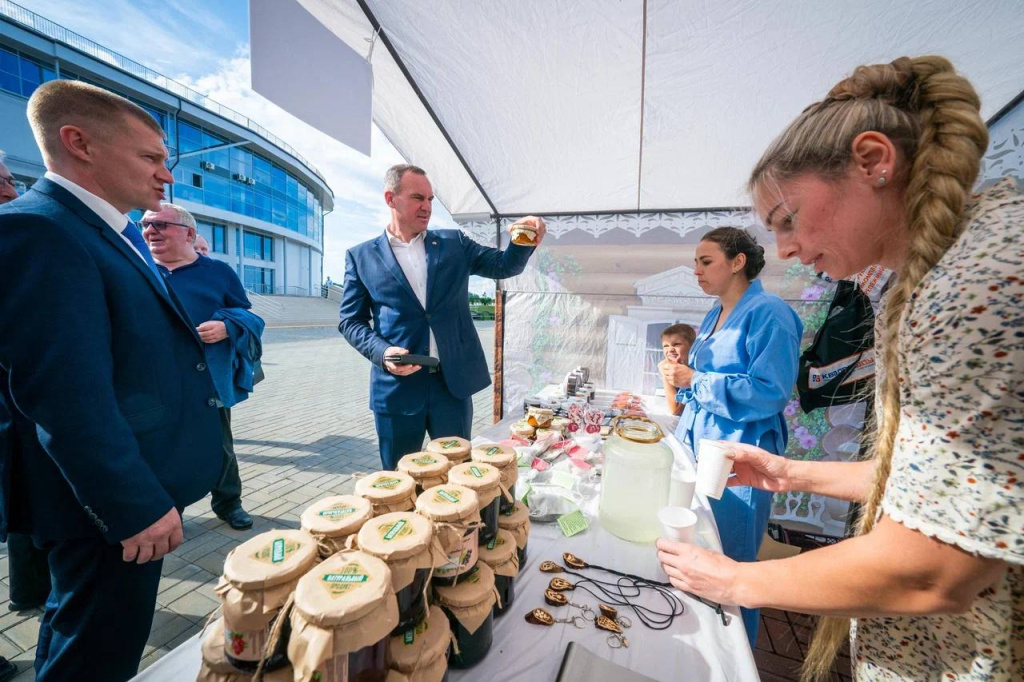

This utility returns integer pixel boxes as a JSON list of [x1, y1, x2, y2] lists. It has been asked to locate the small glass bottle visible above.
[[355, 471, 417, 517], [288, 550, 400, 682], [470, 444, 518, 514], [497, 500, 531, 568], [426, 436, 472, 466], [357, 511, 435, 635], [477, 529, 519, 616], [216, 529, 318, 674], [388, 605, 452, 682], [434, 563, 497, 669], [300, 495, 374, 559], [397, 451, 451, 496], [415, 484, 481, 587], [447, 462, 503, 544]]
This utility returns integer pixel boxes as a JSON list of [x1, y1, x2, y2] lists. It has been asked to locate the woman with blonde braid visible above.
[[656, 56, 1023, 681]]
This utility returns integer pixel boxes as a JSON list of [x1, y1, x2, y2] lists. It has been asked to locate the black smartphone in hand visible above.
[[384, 354, 440, 368]]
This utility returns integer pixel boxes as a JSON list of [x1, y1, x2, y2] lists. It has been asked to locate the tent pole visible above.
[[492, 215, 504, 424]]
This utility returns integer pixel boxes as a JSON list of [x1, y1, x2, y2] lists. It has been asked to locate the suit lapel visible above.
[[374, 234, 421, 307], [424, 232, 440, 310], [32, 179, 201, 343]]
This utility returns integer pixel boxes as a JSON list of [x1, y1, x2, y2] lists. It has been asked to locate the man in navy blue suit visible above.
[[0, 81, 223, 680], [339, 165, 545, 468]]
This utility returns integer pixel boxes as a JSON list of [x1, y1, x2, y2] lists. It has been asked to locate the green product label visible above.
[[372, 476, 402, 489], [436, 489, 460, 504], [440, 439, 460, 449], [271, 538, 285, 563], [323, 573, 368, 584], [486, 446, 501, 456], [403, 629, 415, 645], [412, 455, 437, 466], [383, 519, 407, 541], [469, 466, 484, 479], [486, 537, 496, 550], [319, 507, 356, 517]]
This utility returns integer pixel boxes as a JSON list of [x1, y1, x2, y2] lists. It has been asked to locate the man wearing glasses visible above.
[[142, 203, 263, 531], [0, 154, 22, 204]]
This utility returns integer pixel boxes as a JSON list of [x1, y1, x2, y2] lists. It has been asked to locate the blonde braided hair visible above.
[[749, 56, 988, 680]]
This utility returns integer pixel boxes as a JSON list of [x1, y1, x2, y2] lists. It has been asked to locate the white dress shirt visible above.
[[386, 229, 437, 360], [44, 171, 150, 264]]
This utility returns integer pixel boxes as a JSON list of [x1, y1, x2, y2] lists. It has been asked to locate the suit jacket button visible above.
[[196, 362, 207, 371], [207, 398, 217, 408], [425, 313, 431, 320]]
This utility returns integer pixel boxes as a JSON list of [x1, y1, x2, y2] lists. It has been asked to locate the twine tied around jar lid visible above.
[[447, 462, 513, 508], [388, 605, 451, 678], [355, 471, 418, 515], [497, 500, 531, 551], [287, 550, 400, 680], [433, 562, 500, 634], [216, 529, 318, 633]]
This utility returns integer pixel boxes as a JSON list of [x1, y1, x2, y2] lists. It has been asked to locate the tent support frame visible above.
[[355, 0, 498, 216]]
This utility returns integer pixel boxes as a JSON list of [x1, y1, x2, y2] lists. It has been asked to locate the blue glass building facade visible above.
[[0, 6, 333, 296]]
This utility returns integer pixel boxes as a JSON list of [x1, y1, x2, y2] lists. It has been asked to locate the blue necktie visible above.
[[123, 220, 167, 294]]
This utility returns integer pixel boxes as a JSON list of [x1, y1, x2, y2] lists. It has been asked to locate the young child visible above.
[[658, 323, 697, 415]]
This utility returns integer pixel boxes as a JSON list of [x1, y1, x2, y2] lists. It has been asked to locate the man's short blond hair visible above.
[[27, 80, 163, 165]]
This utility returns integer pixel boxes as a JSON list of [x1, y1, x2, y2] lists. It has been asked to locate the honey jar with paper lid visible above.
[[415, 484, 480, 587], [425, 436, 471, 465], [388, 605, 451, 682], [497, 501, 531, 568], [356, 512, 436, 635], [470, 444, 518, 513], [198, 618, 295, 682], [356, 471, 417, 516], [215, 529, 318, 673], [477, 529, 519, 616], [433, 563, 498, 669], [288, 550, 400, 682], [447, 462, 505, 545], [397, 452, 451, 496], [301, 495, 374, 559]]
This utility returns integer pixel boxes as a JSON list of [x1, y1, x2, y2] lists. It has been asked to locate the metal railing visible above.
[[0, 0, 330, 191]]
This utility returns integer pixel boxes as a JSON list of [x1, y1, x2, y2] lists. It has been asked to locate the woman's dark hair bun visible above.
[[701, 227, 765, 280]]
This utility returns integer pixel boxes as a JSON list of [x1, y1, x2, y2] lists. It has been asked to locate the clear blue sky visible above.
[[19, 0, 494, 291]]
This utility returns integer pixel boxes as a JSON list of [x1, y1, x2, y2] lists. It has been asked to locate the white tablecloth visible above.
[[134, 414, 758, 682]]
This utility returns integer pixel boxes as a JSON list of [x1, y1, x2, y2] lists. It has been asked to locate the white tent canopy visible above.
[[256, 0, 1024, 219]]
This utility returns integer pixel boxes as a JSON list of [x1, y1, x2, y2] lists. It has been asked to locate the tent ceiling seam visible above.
[[355, 0, 498, 216], [636, 0, 648, 212]]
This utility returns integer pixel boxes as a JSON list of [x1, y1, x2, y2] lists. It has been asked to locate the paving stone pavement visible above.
[[0, 322, 495, 679]]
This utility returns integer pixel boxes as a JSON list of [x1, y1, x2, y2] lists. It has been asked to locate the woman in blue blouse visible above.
[[661, 226, 802, 644]]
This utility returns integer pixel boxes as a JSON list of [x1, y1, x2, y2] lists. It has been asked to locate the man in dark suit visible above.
[[339, 164, 545, 468], [0, 81, 223, 681]]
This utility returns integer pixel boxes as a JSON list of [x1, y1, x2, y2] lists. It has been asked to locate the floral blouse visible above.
[[852, 177, 1024, 680]]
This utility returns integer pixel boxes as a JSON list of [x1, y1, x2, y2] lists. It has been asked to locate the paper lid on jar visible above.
[[425, 436, 471, 461], [397, 451, 450, 479], [293, 550, 396, 627], [498, 500, 530, 529], [200, 617, 238, 674], [300, 495, 373, 537], [415, 484, 479, 522], [355, 471, 416, 503], [470, 443, 516, 469], [551, 416, 570, 429], [478, 528, 517, 566], [388, 605, 451, 672], [357, 511, 433, 561], [447, 462, 501, 493], [433, 562, 496, 608], [222, 529, 319, 590]]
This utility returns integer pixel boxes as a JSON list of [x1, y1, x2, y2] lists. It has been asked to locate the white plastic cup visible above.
[[658, 506, 698, 544], [669, 468, 697, 509], [695, 439, 734, 500]]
